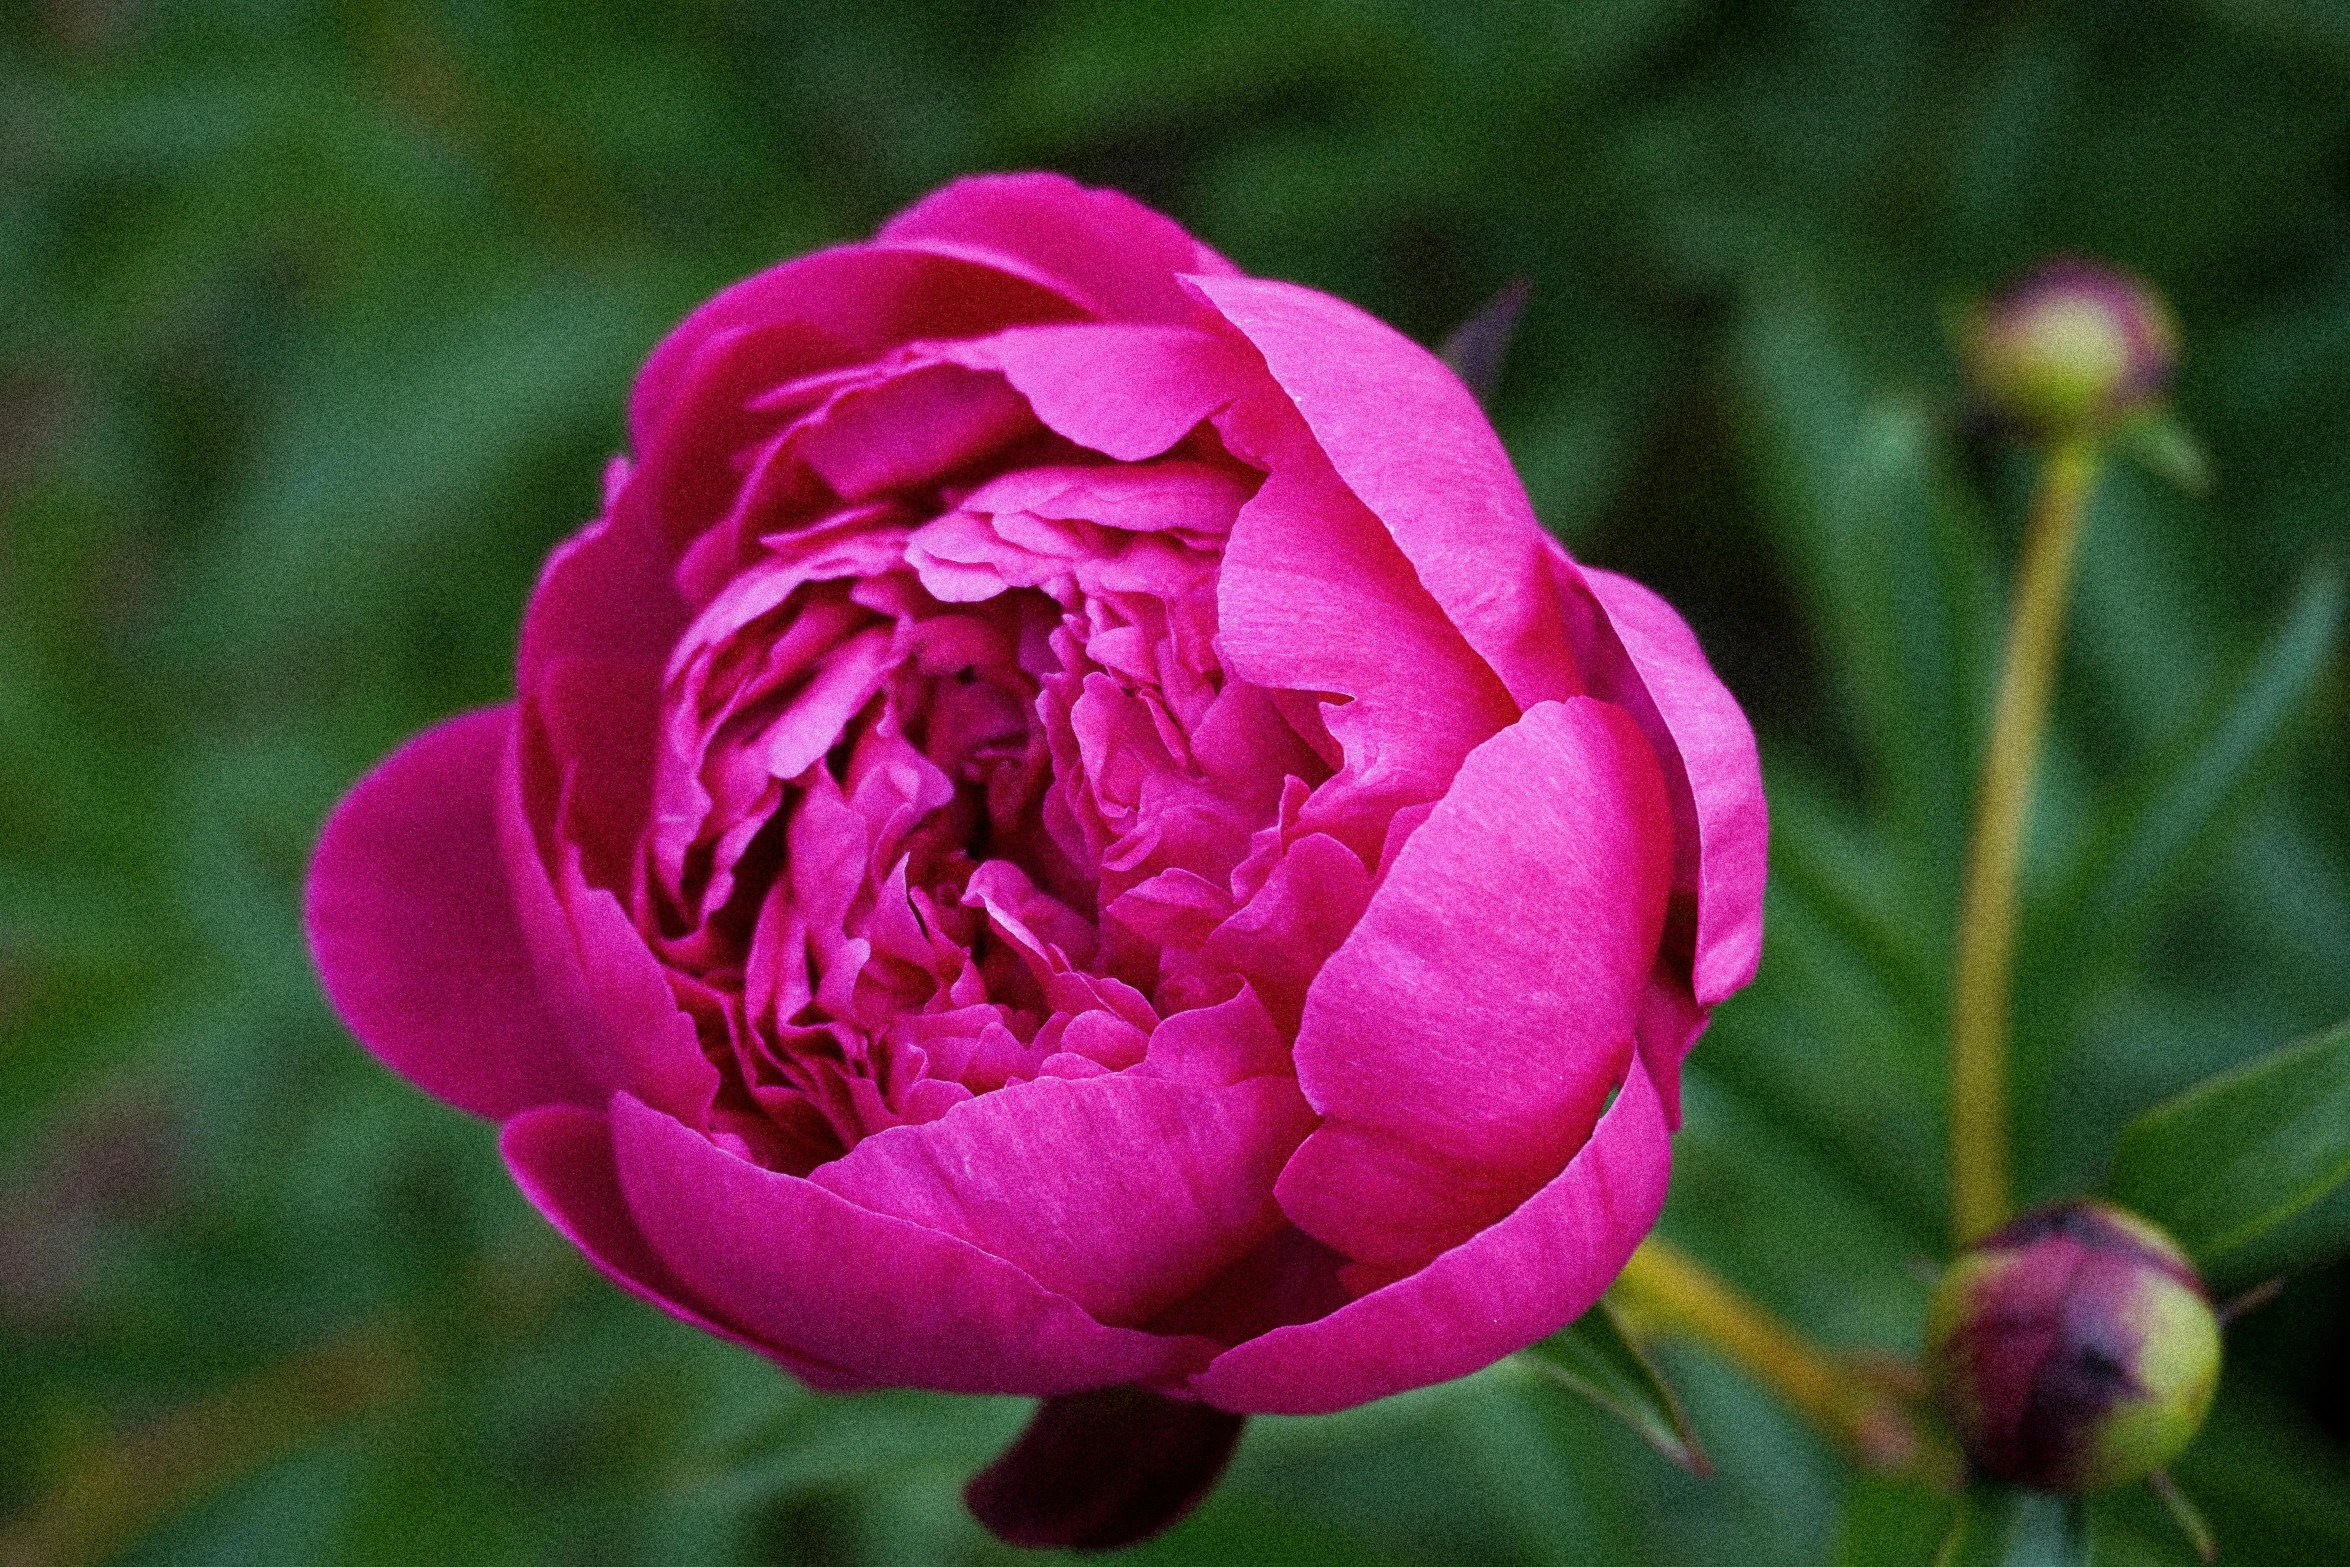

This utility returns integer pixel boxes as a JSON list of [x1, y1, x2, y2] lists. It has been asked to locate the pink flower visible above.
[[306, 174, 1765, 1543]]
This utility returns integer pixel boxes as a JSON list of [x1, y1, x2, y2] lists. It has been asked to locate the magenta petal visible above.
[[962, 461, 1257, 536], [1187, 274, 1580, 708], [501, 1105, 866, 1390], [517, 492, 688, 695], [1137, 983, 1289, 1088], [554, 856, 722, 1124], [791, 362, 1034, 502], [1274, 1120, 1544, 1275], [1632, 958, 1710, 1130], [628, 246, 1081, 456], [942, 326, 1259, 462], [1280, 699, 1673, 1271], [878, 173, 1240, 324], [308, 707, 599, 1120], [965, 1386, 1245, 1551], [1195, 833, 1371, 1036], [608, 1094, 1216, 1394], [1578, 565, 1767, 1005], [1191, 1058, 1673, 1416], [813, 1071, 1315, 1326], [1215, 462, 1517, 854]]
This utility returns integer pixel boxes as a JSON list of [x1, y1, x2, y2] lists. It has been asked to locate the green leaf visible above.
[[2113, 412, 2212, 495], [1515, 1300, 1710, 1474], [1832, 1474, 1960, 1567], [2027, 564, 2344, 989], [1934, 1485, 2092, 1567], [1734, 305, 1995, 882], [2106, 1016, 2350, 1288]]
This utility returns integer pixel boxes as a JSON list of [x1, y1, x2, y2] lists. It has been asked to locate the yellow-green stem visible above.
[[1949, 437, 2104, 1246], [1612, 1237, 1953, 1480]]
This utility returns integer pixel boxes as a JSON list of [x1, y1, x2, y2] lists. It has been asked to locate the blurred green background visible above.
[[4, 0, 2347, 1561]]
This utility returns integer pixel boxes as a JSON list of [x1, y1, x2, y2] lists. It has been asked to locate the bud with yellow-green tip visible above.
[[1923, 1199, 2221, 1493], [1958, 258, 2179, 441]]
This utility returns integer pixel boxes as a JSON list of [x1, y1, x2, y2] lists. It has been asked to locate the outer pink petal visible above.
[[1190, 1056, 1673, 1416], [1186, 274, 1580, 709], [878, 173, 1240, 325], [812, 1071, 1315, 1326], [1278, 698, 1673, 1272], [516, 489, 689, 695], [495, 686, 714, 1127], [501, 1105, 867, 1391], [629, 246, 1082, 457], [308, 707, 600, 1120], [1576, 565, 1766, 1006], [608, 1094, 1218, 1396], [550, 849, 721, 1125]]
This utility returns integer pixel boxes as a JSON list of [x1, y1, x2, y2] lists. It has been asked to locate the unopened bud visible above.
[[1959, 259, 2178, 439], [1924, 1199, 2220, 1493]]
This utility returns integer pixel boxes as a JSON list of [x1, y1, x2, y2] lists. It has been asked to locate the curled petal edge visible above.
[[306, 706, 600, 1120], [1188, 1056, 1672, 1416], [1577, 564, 1766, 1009], [607, 1093, 1223, 1397]]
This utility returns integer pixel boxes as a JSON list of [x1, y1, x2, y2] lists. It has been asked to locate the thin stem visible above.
[[2147, 1470, 2219, 1564], [1612, 1237, 1956, 1482], [1949, 437, 2105, 1246]]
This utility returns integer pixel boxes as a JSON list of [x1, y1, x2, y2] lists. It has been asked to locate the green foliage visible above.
[[2109, 1017, 2350, 1293], [1934, 1486, 2091, 1567], [1516, 1301, 1708, 1474], [3, 0, 2346, 1563]]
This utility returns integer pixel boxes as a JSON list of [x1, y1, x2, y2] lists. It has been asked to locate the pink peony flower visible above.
[[306, 173, 1766, 1545]]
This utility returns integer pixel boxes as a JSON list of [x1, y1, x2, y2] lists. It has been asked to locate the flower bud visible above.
[[1924, 1199, 2220, 1493], [1958, 259, 2178, 438]]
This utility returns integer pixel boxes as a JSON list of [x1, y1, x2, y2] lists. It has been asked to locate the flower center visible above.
[[629, 456, 1322, 1166]]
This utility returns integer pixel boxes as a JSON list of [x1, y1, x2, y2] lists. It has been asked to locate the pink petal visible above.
[[1186, 274, 1581, 709], [1278, 699, 1673, 1272], [1136, 983, 1289, 1089], [813, 1071, 1316, 1326], [791, 362, 1035, 502], [609, 1094, 1217, 1395], [501, 1105, 865, 1390], [496, 717, 719, 1126], [1189, 1057, 1673, 1415], [528, 655, 659, 895], [549, 840, 722, 1123], [960, 461, 1258, 536], [937, 326, 1259, 462], [878, 173, 1240, 325], [1576, 564, 1766, 1006], [516, 492, 687, 695], [1274, 1120, 1551, 1277], [1191, 832, 1372, 1035], [629, 246, 1082, 459], [1632, 957, 1710, 1131], [1215, 461, 1518, 857], [308, 707, 599, 1120]]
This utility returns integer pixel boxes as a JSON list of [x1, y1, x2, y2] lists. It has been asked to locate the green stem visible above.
[[1613, 1238, 1956, 1482], [1949, 437, 2105, 1245]]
